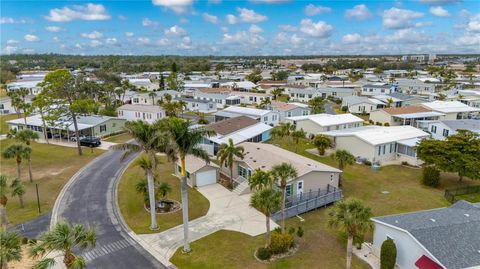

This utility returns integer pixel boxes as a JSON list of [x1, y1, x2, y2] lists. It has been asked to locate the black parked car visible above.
[[79, 136, 101, 147]]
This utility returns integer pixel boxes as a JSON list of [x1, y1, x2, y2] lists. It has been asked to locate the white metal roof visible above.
[[209, 122, 272, 145], [287, 113, 364, 127], [118, 104, 164, 113], [421, 101, 480, 113], [223, 106, 271, 116], [392, 111, 445, 119], [321, 125, 429, 146], [7, 80, 43, 89]]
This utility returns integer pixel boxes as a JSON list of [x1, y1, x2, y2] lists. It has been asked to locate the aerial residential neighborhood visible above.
[[1, 1, 480, 269]]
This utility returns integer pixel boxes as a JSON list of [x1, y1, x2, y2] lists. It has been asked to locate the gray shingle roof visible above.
[[373, 200, 480, 269], [441, 120, 480, 133]]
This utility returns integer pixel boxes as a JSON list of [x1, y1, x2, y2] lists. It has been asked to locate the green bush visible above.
[[376, 122, 382, 126], [342, 106, 348, 112], [422, 166, 440, 187], [296, 226, 304, 238], [364, 160, 372, 166], [270, 231, 294, 254], [257, 247, 272, 260], [380, 239, 397, 269], [384, 123, 390, 126], [21, 237, 29, 245], [288, 227, 295, 235]]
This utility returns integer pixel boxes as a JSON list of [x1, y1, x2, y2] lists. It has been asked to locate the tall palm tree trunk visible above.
[[2, 257, 9, 269], [27, 157, 33, 183], [230, 165, 234, 186], [147, 169, 158, 230], [181, 158, 190, 252], [16, 160, 21, 180], [265, 215, 271, 248], [70, 111, 83, 156], [64, 250, 75, 269], [18, 195, 24, 208], [346, 235, 353, 269], [281, 186, 286, 234], [0, 204, 8, 231]]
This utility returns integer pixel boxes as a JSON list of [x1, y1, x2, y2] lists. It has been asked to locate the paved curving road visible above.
[[54, 149, 167, 269]]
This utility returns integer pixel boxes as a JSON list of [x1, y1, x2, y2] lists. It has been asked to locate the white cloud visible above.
[[180, 18, 189, 24], [178, 36, 195, 49], [249, 24, 263, 33], [45, 3, 111, 22], [429, 6, 450, 17], [137, 37, 151, 45], [151, 0, 194, 14], [2, 46, 17, 54], [290, 34, 304, 48], [221, 27, 229, 33], [383, 8, 424, 29], [304, 4, 331, 16], [165, 25, 187, 36], [1, 17, 15, 24], [118, 15, 127, 20], [299, 19, 333, 38], [125, 32, 134, 37], [250, 0, 291, 3], [203, 13, 218, 24], [385, 29, 429, 44], [142, 18, 159, 27], [89, 40, 102, 47], [279, 24, 297, 32], [237, 8, 267, 23], [467, 15, 480, 33], [53, 36, 60, 42], [81, 31, 103, 39], [342, 33, 362, 44], [7, 39, 19, 45], [345, 4, 372, 21], [106, 38, 118, 45], [420, 0, 460, 4], [223, 31, 266, 47], [24, 34, 40, 42], [226, 14, 237, 24], [75, 43, 83, 49], [455, 34, 480, 46], [157, 38, 170, 46], [22, 48, 35, 54], [45, 26, 63, 32]]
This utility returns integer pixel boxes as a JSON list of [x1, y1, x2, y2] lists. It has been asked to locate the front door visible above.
[[297, 181, 304, 195]]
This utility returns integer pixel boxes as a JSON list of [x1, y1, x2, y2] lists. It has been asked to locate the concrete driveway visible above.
[[138, 184, 278, 261]]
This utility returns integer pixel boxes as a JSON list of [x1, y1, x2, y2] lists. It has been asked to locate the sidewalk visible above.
[[35, 138, 116, 150], [138, 184, 278, 262]]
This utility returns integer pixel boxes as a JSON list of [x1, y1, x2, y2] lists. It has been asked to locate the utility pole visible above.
[[36, 183, 41, 214]]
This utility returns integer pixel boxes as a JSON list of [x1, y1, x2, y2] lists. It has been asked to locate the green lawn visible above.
[[0, 114, 21, 135], [117, 156, 210, 234], [103, 132, 132, 143], [0, 139, 103, 226], [456, 193, 480, 203], [170, 136, 474, 269]]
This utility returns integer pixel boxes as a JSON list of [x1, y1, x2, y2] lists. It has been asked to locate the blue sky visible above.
[[1, 0, 479, 55]]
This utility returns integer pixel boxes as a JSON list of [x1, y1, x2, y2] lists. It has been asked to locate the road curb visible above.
[[111, 153, 178, 269]]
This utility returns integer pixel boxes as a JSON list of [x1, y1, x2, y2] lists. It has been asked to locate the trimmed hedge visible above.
[[380, 239, 397, 269], [257, 247, 272, 260], [422, 166, 440, 187], [270, 231, 294, 254]]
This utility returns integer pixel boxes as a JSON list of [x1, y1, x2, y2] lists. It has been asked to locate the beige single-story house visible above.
[[175, 155, 219, 187], [369, 106, 444, 128], [224, 142, 341, 195]]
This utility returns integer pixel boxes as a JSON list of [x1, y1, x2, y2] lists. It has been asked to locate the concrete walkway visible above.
[[139, 184, 278, 261], [33, 138, 116, 150]]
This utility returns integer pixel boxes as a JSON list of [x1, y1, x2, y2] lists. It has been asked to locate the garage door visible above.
[[196, 169, 217, 187]]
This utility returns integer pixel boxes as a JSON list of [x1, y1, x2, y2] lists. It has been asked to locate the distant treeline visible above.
[[301, 59, 416, 72]]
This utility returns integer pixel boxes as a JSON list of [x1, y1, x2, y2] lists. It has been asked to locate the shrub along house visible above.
[[224, 142, 342, 219]]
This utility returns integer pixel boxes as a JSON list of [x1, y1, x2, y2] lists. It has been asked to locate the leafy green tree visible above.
[[245, 69, 263, 84], [0, 230, 22, 269], [257, 98, 271, 109], [250, 188, 282, 248], [328, 198, 373, 269], [29, 222, 96, 269], [10, 178, 25, 208], [380, 238, 397, 269], [417, 130, 480, 181], [421, 166, 440, 187], [308, 96, 326, 114], [197, 113, 209, 124], [217, 138, 245, 185], [163, 117, 215, 252], [159, 74, 165, 90], [159, 94, 185, 117], [270, 122, 295, 142], [2, 144, 30, 180], [248, 169, 274, 191], [171, 62, 178, 73], [166, 72, 183, 91], [7, 88, 31, 120], [270, 88, 284, 100], [32, 93, 56, 144], [313, 134, 332, 156], [271, 163, 298, 234]]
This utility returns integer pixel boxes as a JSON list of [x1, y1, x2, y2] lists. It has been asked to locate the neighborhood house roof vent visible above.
[[465, 214, 470, 217], [430, 218, 436, 222]]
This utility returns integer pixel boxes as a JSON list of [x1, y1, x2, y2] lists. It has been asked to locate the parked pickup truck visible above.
[[79, 136, 101, 147]]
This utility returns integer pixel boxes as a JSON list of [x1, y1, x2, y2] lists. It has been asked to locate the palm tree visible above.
[[291, 128, 306, 152], [313, 134, 332, 156], [1, 230, 22, 269], [217, 138, 245, 185], [2, 144, 29, 180], [248, 169, 274, 191], [328, 198, 373, 269], [135, 177, 151, 205], [0, 175, 8, 230], [271, 163, 298, 234], [148, 91, 156, 104], [270, 88, 284, 100], [250, 188, 282, 248], [10, 129, 38, 182], [257, 98, 271, 109], [308, 96, 325, 114], [29, 221, 96, 269], [110, 120, 165, 230], [333, 150, 355, 171], [158, 182, 172, 200], [10, 179, 25, 209], [386, 98, 394, 108], [163, 117, 215, 252], [271, 122, 295, 142]]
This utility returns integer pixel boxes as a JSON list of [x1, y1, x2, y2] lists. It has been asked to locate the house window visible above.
[[431, 125, 437, 133], [286, 184, 293, 196], [100, 125, 107, 132], [177, 165, 182, 173], [287, 112, 292, 117], [378, 146, 381, 156], [264, 116, 268, 122], [302, 110, 309, 116], [308, 94, 312, 98], [443, 129, 449, 137], [112, 123, 116, 128]]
